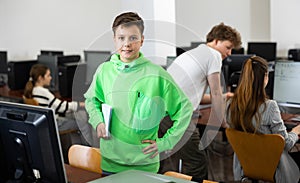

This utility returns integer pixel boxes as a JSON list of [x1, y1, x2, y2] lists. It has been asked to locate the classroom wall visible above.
[[175, 0, 270, 50], [0, 0, 297, 61], [0, 0, 121, 60], [271, 0, 300, 57]]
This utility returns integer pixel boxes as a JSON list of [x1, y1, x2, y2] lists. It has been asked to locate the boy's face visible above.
[[114, 25, 144, 63], [213, 40, 234, 60]]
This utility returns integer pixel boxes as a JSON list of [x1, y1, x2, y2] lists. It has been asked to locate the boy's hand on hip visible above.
[[142, 140, 158, 158]]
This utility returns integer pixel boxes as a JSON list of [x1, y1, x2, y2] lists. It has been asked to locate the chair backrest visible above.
[[163, 171, 218, 183], [68, 144, 102, 174], [163, 171, 192, 180], [225, 128, 285, 182], [23, 96, 39, 106]]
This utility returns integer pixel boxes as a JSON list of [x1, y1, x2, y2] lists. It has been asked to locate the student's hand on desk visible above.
[[224, 92, 234, 99], [96, 123, 107, 138], [142, 140, 158, 158], [291, 124, 300, 135]]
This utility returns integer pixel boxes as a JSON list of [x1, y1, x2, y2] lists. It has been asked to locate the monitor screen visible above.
[[0, 101, 67, 183], [84, 50, 111, 85], [247, 42, 277, 61], [222, 54, 253, 87], [273, 61, 300, 105]]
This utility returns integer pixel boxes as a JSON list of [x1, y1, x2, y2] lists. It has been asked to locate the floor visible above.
[[206, 131, 235, 182]]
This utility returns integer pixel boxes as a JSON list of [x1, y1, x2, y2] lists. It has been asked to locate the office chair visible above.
[[225, 128, 285, 182], [68, 144, 102, 174], [163, 171, 218, 183], [164, 171, 192, 180]]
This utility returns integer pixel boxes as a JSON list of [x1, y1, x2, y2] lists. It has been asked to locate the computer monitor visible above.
[[37, 54, 81, 91], [57, 55, 81, 65], [0, 51, 7, 74], [38, 54, 60, 91], [0, 101, 67, 182], [0, 51, 8, 86], [176, 46, 193, 57], [7, 60, 38, 90], [40, 50, 64, 56], [273, 61, 300, 106], [176, 42, 206, 57], [190, 41, 206, 49], [231, 47, 245, 54], [84, 50, 111, 85], [166, 56, 177, 68], [247, 42, 277, 61], [222, 54, 253, 87]]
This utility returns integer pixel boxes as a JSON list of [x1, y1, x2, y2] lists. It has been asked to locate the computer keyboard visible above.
[[290, 116, 300, 122], [285, 123, 298, 131]]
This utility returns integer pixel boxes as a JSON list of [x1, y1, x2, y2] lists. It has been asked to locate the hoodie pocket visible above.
[[132, 91, 165, 134], [106, 90, 165, 134]]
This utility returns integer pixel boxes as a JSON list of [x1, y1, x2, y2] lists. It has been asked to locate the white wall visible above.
[[3, 0, 292, 61], [175, 0, 251, 48], [0, 0, 176, 65], [0, 0, 120, 60], [250, 0, 270, 41], [271, 0, 300, 57], [175, 0, 271, 51]]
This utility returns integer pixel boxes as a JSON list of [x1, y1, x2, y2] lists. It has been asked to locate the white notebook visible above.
[[101, 103, 112, 138]]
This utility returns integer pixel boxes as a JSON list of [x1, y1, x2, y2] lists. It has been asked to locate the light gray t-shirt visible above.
[[167, 44, 222, 110]]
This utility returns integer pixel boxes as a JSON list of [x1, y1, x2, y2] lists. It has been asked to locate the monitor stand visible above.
[[9, 136, 37, 183]]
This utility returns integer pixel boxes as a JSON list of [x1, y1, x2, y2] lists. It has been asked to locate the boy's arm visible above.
[[207, 72, 227, 128], [155, 82, 193, 152], [200, 93, 234, 105], [84, 68, 105, 130]]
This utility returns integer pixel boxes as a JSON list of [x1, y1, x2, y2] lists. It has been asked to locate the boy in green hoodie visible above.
[[84, 12, 193, 174]]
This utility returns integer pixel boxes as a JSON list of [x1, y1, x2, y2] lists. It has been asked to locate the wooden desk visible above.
[[0, 84, 65, 101], [197, 107, 299, 127], [0, 85, 23, 98], [196, 107, 300, 141], [65, 164, 102, 183]]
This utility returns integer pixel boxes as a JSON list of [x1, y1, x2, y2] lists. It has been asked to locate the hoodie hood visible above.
[[110, 53, 149, 72]]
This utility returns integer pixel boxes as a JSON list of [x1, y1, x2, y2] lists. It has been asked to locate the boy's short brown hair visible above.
[[112, 12, 144, 36], [206, 22, 242, 48]]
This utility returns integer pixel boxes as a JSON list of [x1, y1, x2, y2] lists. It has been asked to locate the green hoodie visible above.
[[84, 53, 193, 173]]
